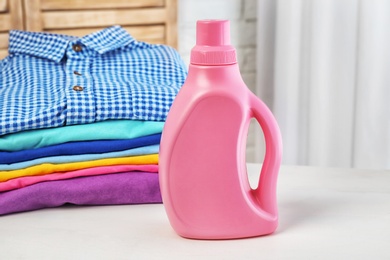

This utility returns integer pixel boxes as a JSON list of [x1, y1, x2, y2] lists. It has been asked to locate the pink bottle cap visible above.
[[190, 20, 237, 65]]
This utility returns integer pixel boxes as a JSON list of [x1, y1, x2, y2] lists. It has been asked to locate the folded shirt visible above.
[[0, 26, 187, 136], [0, 154, 158, 182], [0, 164, 158, 192], [0, 144, 159, 171], [0, 120, 164, 152], [0, 133, 161, 164], [0, 171, 162, 216]]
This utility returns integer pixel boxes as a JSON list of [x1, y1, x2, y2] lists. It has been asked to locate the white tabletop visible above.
[[1, 164, 389, 259]]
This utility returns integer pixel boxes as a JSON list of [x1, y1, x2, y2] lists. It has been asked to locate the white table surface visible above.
[[1, 164, 389, 259]]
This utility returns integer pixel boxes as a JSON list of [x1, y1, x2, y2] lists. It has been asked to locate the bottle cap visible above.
[[190, 20, 237, 65]]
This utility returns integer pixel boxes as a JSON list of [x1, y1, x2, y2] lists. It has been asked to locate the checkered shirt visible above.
[[0, 26, 187, 136]]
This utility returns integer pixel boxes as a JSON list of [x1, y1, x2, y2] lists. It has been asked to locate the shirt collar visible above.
[[8, 26, 135, 63]]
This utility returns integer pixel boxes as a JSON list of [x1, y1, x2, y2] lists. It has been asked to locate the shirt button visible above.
[[73, 71, 82, 76], [72, 44, 82, 52], [73, 85, 84, 92]]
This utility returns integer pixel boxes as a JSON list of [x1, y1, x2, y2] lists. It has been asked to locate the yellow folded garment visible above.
[[0, 154, 158, 182]]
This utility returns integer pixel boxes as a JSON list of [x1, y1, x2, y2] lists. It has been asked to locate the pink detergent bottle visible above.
[[159, 20, 283, 239]]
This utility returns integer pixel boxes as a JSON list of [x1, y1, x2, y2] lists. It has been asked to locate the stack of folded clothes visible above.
[[0, 26, 187, 215]]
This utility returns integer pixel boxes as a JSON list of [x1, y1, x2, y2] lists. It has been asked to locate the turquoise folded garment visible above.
[[0, 120, 164, 152]]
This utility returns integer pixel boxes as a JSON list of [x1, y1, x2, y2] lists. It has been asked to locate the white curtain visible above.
[[256, 0, 390, 169]]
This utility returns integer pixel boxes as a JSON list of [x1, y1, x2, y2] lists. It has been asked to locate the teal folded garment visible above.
[[0, 120, 164, 152], [0, 144, 159, 171]]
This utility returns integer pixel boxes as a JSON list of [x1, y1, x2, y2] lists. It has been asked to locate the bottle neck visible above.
[[186, 62, 244, 87], [188, 62, 240, 75]]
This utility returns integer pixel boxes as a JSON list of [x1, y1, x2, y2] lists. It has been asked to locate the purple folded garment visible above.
[[0, 171, 161, 216]]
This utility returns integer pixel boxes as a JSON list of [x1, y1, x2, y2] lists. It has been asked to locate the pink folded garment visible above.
[[0, 171, 162, 216], [0, 164, 158, 192]]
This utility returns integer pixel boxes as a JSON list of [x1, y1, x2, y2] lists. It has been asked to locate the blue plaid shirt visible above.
[[0, 26, 187, 136]]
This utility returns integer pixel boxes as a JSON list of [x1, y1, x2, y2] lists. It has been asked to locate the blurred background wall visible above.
[[256, 0, 390, 169]]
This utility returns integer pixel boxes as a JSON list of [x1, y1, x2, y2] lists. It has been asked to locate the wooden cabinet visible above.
[[0, 0, 177, 59], [0, 0, 23, 59]]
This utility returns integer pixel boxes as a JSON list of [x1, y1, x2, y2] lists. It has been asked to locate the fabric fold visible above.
[[0, 164, 159, 192], [0, 120, 164, 152], [0, 134, 161, 164], [0, 154, 158, 182], [0, 171, 162, 216], [0, 145, 159, 171]]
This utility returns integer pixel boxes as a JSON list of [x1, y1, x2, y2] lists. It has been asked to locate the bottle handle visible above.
[[248, 93, 282, 217]]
